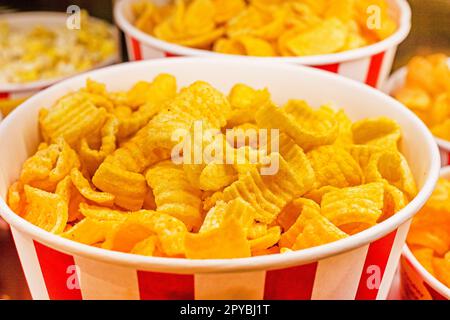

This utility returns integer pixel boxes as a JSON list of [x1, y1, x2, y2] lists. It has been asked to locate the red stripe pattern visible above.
[[131, 37, 142, 61], [165, 52, 180, 58], [137, 270, 195, 300], [355, 230, 397, 300], [33, 241, 82, 300], [423, 282, 447, 300], [314, 63, 340, 73], [264, 263, 317, 300], [365, 52, 385, 88], [128, 40, 389, 89]]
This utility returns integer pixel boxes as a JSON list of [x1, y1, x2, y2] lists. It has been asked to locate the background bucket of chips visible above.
[[383, 58, 450, 167], [399, 167, 450, 300], [114, 0, 411, 89], [0, 11, 120, 119], [0, 59, 440, 300]]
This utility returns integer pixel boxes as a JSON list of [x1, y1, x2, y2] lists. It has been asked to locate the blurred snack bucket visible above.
[[384, 59, 450, 167], [115, 0, 411, 89], [0, 11, 120, 119], [0, 59, 440, 300], [399, 167, 450, 300]]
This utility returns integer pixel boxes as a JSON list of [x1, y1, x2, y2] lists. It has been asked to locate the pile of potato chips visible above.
[[407, 178, 450, 288], [8, 74, 417, 259], [394, 54, 450, 142], [132, 0, 397, 57], [0, 11, 116, 84]]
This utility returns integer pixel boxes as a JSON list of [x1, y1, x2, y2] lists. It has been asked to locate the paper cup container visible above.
[[399, 167, 450, 300], [114, 0, 411, 89], [0, 59, 440, 300], [383, 58, 450, 167], [0, 11, 120, 119]]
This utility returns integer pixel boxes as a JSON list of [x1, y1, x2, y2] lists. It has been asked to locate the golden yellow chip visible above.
[[411, 247, 435, 275], [279, 198, 320, 248], [247, 222, 268, 240], [61, 218, 118, 245], [365, 150, 417, 200], [23, 185, 68, 234], [433, 254, 450, 287], [103, 211, 187, 257], [256, 101, 338, 151], [321, 182, 385, 228], [71, 168, 115, 207], [395, 54, 450, 142], [19, 139, 79, 192], [307, 145, 363, 188], [214, 0, 246, 24], [213, 38, 245, 55], [185, 217, 251, 259], [79, 115, 119, 176], [379, 182, 407, 222], [146, 161, 202, 231], [40, 93, 108, 146], [249, 226, 281, 251], [223, 153, 314, 224], [9, 73, 417, 260], [133, 0, 395, 56], [227, 84, 271, 127], [235, 36, 276, 56], [292, 205, 348, 250], [352, 117, 401, 150], [93, 162, 148, 211], [7, 181, 26, 216], [286, 18, 348, 56], [131, 236, 158, 256], [200, 198, 256, 234]]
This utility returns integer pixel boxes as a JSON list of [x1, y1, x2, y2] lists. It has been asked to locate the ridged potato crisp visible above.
[[8, 74, 416, 259]]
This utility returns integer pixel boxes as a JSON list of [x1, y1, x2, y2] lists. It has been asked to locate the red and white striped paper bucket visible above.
[[114, 0, 411, 89], [9, 223, 411, 300], [384, 59, 450, 167], [399, 167, 450, 301], [0, 59, 440, 300], [0, 11, 120, 119]]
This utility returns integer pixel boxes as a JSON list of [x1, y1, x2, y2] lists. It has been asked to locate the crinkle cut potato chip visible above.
[[132, 0, 397, 57], [394, 54, 450, 142], [407, 178, 450, 288], [146, 161, 203, 231], [8, 74, 417, 259], [256, 101, 339, 151]]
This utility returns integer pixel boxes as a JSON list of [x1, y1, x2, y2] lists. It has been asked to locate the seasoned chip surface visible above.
[[131, 0, 397, 57], [8, 74, 416, 259]]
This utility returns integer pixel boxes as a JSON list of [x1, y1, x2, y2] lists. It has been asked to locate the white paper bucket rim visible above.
[[114, 0, 411, 65], [383, 58, 450, 153], [0, 58, 440, 274], [403, 166, 450, 299], [0, 11, 120, 94]]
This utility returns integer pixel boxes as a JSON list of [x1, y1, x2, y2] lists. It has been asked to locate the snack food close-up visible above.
[[131, 0, 397, 57], [6, 73, 419, 259], [386, 54, 450, 166], [0, 59, 440, 300], [393, 54, 450, 142], [400, 167, 450, 300], [115, 0, 412, 88], [408, 177, 450, 288], [0, 0, 449, 306]]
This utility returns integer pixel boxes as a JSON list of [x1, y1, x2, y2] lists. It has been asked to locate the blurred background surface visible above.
[[0, 0, 449, 299]]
